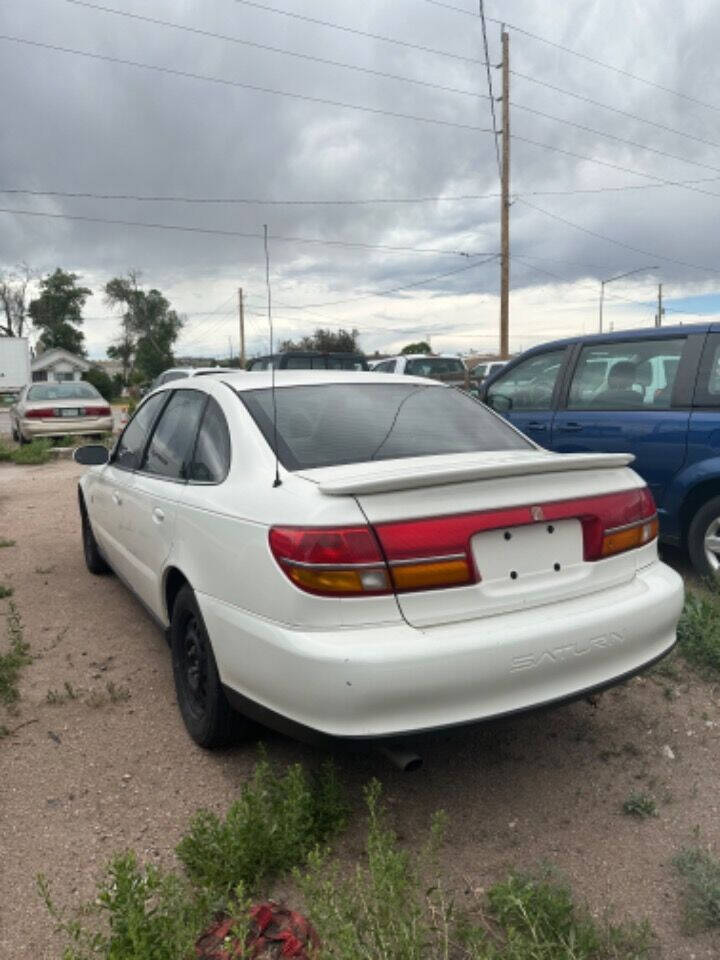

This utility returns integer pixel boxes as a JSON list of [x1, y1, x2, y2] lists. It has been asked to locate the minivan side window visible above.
[[694, 335, 720, 406], [486, 350, 565, 412], [142, 390, 207, 480], [568, 338, 685, 410], [113, 392, 168, 471], [189, 397, 231, 483]]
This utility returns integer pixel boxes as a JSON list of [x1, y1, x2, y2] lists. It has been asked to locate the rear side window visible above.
[[240, 383, 531, 470], [405, 357, 465, 376], [142, 390, 207, 480], [114, 392, 168, 471], [189, 397, 231, 483], [374, 360, 396, 372], [568, 338, 685, 409], [694, 335, 720, 405], [487, 350, 565, 412]]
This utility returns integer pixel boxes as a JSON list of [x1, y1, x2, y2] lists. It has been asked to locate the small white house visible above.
[[31, 348, 90, 383]]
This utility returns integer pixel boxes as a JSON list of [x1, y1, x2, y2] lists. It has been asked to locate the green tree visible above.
[[28, 268, 90, 355], [400, 341, 431, 355], [280, 327, 360, 353], [105, 273, 184, 381], [84, 366, 115, 401]]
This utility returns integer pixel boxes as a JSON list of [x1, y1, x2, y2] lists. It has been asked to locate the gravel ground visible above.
[[1, 459, 720, 958]]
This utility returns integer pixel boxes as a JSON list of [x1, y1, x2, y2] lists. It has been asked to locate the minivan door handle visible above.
[[558, 421, 583, 432], [526, 421, 547, 431]]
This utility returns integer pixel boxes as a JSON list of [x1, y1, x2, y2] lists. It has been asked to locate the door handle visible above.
[[112, 491, 122, 505], [152, 508, 165, 523], [526, 421, 547, 431], [558, 421, 583, 432]]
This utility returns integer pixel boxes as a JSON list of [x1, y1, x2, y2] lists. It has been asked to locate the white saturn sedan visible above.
[[74, 371, 683, 754]]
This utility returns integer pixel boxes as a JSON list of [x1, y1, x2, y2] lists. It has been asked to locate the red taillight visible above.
[[24, 407, 55, 419], [269, 526, 391, 596], [84, 405, 111, 417], [269, 488, 658, 598]]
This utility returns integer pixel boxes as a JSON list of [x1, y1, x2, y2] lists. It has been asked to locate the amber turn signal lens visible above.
[[288, 566, 389, 595], [391, 558, 473, 592], [601, 516, 658, 558]]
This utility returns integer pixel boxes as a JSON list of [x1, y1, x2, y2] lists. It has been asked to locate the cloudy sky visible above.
[[2, 0, 720, 360]]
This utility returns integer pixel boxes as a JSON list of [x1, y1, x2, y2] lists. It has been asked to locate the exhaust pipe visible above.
[[378, 745, 423, 772]]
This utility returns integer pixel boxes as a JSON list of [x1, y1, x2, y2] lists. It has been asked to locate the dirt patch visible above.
[[1, 460, 719, 958]]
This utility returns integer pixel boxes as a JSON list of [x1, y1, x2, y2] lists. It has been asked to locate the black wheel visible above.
[[688, 495, 720, 579], [80, 503, 110, 575], [11, 421, 18, 442], [170, 584, 249, 748]]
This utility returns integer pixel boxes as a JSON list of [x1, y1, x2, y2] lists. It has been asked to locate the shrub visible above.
[[674, 847, 720, 932], [85, 367, 116, 402], [0, 602, 31, 706], [676, 590, 720, 677], [10, 439, 52, 465], [622, 794, 657, 819], [177, 756, 348, 897]]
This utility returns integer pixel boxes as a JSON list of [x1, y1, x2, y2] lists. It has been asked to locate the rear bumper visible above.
[[199, 559, 683, 739], [20, 416, 113, 438]]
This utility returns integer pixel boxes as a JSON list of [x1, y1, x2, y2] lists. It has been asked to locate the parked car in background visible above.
[[10, 380, 112, 442], [371, 353, 469, 389], [479, 323, 720, 576], [148, 367, 236, 392], [246, 351, 368, 371], [470, 359, 507, 382], [74, 371, 682, 751]]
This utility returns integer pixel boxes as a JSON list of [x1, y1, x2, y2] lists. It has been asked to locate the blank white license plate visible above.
[[60, 408, 80, 417], [471, 519, 583, 584]]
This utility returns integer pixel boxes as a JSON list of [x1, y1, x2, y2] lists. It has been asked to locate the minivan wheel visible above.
[[80, 504, 110, 575], [170, 584, 250, 748], [687, 495, 720, 579]]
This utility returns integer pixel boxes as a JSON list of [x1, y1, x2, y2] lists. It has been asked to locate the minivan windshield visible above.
[[240, 383, 531, 470]]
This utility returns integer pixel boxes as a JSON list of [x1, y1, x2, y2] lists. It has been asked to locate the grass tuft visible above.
[[10, 439, 53, 466], [676, 590, 720, 678], [0, 584, 13, 599], [674, 847, 720, 932], [177, 754, 348, 897], [0, 538, 15, 548], [0, 439, 12, 462], [0, 602, 30, 706], [622, 793, 657, 819]]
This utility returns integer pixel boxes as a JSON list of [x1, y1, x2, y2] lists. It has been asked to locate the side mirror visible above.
[[489, 393, 513, 413], [74, 444, 110, 466]]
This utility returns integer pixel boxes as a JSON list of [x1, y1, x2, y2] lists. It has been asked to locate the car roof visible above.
[[512, 322, 716, 359], [216, 370, 444, 390], [164, 366, 234, 375]]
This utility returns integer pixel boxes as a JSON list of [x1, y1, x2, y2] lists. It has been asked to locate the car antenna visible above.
[[264, 224, 282, 488]]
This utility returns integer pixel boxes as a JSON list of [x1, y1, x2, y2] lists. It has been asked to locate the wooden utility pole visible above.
[[655, 283, 664, 327], [238, 287, 245, 366], [499, 28, 510, 359]]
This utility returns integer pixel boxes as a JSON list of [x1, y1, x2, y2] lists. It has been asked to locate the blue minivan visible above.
[[479, 323, 720, 577]]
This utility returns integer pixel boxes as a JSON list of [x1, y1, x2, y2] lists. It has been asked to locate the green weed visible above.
[[0, 602, 30, 706], [0, 584, 13, 599], [106, 680, 131, 703], [622, 794, 657, 819], [0, 439, 12, 462], [676, 591, 720, 678], [10, 439, 52, 465], [0, 538, 15, 548], [177, 755, 348, 897], [674, 847, 720, 932], [46, 681, 80, 705]]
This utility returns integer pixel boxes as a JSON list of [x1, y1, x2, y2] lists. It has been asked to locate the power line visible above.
[[478, 0, 501, 180], [512, 101, 720, 177], [65, 0, 489, 102], [0, 34, 493, 134], [512, 134, 720, 201], [517, 198, 719, 275], [510, 71, 720, 151], [0, 205, 494, 257], [260, 256, 498, 311], [420, 0, 720, 116], [230, 0, 484, 65]]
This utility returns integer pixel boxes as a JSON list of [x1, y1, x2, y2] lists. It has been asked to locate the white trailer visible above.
[[0, 337, 31, 395]]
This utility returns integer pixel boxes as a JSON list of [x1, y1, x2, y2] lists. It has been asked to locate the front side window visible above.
[[568, 338, 685, 410], [142, 390, 207, 480], [113, 391, 168, 471], [240, 382, 531, 471], [189, 397, 231, 482], [487, 350, 565, 413]]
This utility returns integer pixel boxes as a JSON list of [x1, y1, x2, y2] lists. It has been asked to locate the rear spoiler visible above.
[[316, 452, 635, 497]]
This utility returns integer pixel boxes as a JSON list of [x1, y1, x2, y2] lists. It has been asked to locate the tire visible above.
[[80, 503, 110, 575], [11, 421, 18, 442], [170, 584, 249, 748], [687, 495, 720, 579]]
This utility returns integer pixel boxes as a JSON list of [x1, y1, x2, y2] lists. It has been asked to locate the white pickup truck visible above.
[[0, 338, 30, 397]]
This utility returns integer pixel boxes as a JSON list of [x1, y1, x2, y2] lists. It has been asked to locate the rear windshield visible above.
[[239, 383, 531, 470], [405, 357, 465, 376], [27, 382, 100, 401]]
